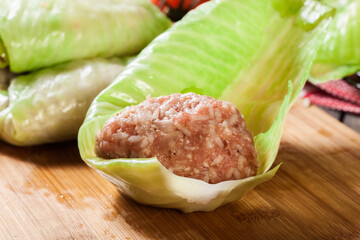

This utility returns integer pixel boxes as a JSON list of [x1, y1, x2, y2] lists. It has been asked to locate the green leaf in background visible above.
[[0, 58, 130, 146], [0, 0, 170, 73], [78, 0, 333, 212], [310, 0, 360, 83]]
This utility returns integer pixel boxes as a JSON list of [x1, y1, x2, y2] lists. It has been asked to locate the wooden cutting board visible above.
[[1, 100, 359, 240]]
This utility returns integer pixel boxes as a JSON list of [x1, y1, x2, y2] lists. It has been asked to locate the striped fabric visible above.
[[303, 80, 360, 114]]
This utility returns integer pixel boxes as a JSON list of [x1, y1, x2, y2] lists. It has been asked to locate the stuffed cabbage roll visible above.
[[0, 0, 170, 73], [0, 58, 129, 146], [78, 0, 333, 212]]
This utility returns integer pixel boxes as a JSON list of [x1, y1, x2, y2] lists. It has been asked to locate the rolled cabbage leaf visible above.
[[78, 0, 333, 212], [310, 0, 360, 83], [0, 58, 129, 146], [0, 0, 170, 73]]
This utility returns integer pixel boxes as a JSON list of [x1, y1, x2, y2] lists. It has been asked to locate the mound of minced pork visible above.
[[96, 93, 259, 184]]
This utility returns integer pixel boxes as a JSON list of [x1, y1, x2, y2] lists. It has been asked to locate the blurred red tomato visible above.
[[151, 0, 210, 21]]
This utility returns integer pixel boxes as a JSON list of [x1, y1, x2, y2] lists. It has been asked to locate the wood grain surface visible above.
[[1, 101, 359, 240]]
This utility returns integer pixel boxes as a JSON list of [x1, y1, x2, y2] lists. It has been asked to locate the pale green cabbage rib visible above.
[[0, 58, 129, 146], [78, 0, 333, 212], [310, 0, 360, 83], [0, 0, 170, 73]]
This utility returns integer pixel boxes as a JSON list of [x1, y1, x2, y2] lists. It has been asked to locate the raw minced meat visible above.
[[95, 93, 258, 184]]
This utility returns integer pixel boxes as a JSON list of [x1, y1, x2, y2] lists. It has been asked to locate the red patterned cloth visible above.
[[151, 0, 209, 21], [302, 80, 360, 114]]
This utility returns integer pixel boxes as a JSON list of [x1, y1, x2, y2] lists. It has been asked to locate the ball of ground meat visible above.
[[96, 93, 258, 184]]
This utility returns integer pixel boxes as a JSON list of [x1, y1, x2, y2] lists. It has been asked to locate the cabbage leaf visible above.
[[310, 0, 360, 83], [0, 0, 170, 73], [78, 0, 333, 212]]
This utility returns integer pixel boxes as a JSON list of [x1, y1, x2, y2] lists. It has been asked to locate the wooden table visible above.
[[1, 101, 359, 240]]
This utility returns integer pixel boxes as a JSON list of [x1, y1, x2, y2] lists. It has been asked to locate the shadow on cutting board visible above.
[[107, 183, 296, 239], [103, 135, 360, 240], [109, 192, 313, 240], [0, 140, 83, 166]]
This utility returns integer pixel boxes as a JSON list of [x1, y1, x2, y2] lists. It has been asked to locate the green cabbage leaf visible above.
[[310, 0, 360, 83], [0, 0, 170, 73], [78, 0, 333, 212]]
